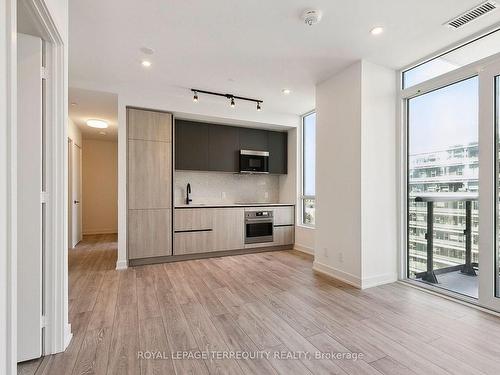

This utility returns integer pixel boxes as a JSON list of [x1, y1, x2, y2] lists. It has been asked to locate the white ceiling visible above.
[[69, 0, 500, 117], [69, 88, 118, 141]]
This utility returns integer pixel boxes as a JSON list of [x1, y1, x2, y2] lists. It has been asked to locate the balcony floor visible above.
[[417, 270, 478, 299]]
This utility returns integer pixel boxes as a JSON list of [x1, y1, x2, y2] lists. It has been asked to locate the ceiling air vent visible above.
[[446, 1, 497, 28]]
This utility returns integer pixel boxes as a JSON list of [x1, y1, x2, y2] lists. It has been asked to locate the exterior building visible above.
[[408, 142, 479, 276]]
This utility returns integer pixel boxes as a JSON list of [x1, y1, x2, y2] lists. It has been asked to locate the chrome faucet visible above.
[[186, 183, 192, 205]]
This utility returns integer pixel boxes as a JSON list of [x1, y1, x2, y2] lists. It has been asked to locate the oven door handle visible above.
[[245, 218, 274, 224]]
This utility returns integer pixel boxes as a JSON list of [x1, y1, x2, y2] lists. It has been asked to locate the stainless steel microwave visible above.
[[239, 150, 269, 174]]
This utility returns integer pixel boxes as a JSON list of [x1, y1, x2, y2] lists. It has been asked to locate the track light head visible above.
[[257, 102, 262, 111], [230, 97, 235, 108], [193, 91, 198, 102]]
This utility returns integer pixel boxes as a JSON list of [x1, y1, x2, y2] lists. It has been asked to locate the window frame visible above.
[[300, 110, 316, 228]]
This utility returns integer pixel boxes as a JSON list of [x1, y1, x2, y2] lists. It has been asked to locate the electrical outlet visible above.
[[338, 252, 344, 263], [221, 191, 226, 200], [323, 247, 328, 257], [264, 191, 269, 199]]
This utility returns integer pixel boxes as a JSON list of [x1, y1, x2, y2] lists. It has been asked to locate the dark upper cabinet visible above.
[[239, 128, 268, 152], [175, 120, 209, 171], [208, 125, 239, 172], [268, 131, 287, 174], [175, 119, 287, 174]]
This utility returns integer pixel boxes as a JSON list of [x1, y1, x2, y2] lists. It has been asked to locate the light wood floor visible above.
[[19, 234, 500, 375]]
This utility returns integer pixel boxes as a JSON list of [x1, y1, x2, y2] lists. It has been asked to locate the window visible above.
[[301, 111, 316, 226], [403, 28, 500, 88]]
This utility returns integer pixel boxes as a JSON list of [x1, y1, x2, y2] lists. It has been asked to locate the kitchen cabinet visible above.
[[127, 108, 173, 261], [268, 131, 287, 174], [175, 120, 209, 171], [173, 207, 244, 255], [128, 209, 172, 259], [174, 119, 288, 174], [208, 124, 239, 172], [128, 108, 172, 142], [213, 208, 244, 251], [272, 206, 295, 226], [239, 127, 268, 151], [174, 208, 214, 231], [128, 139, 171, 209], [272, 226, 294, 246]]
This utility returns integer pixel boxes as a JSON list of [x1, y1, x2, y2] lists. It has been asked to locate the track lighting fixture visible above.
[[190, 89, 263, 111]]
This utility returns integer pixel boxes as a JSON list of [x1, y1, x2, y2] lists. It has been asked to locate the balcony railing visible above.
[[412, 192, 478, 284]]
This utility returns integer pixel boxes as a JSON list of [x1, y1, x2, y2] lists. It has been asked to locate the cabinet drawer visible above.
[[174, 208, 214, 231], [244, 206, 295, 226], [174, 230, 214, 255], [272, 226, 294, 246]]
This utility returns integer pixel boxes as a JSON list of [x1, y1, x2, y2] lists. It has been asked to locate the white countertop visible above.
[[175, 203, 295, 208]]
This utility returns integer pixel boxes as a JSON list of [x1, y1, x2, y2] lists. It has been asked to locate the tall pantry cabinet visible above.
[[127, 108, 173, 261]]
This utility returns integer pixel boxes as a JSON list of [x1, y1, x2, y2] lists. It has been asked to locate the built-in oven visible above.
[[245, 210, 274, 244], [240, 150, 269, 174]]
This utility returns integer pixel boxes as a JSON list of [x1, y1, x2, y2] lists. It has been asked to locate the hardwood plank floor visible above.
[[18, 234, 500, 375]]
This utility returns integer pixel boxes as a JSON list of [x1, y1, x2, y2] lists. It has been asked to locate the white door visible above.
[[17, 33, 43, 362], [479, 58, 500, 312], [72, 143, 82, 246]]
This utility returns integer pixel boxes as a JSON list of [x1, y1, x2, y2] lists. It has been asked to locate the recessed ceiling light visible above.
[[99, 131, 107, 135], [370, 26, 384, 35], [70, 102, 78, 106], [141, 60, 152, 68], [86, 119, 108, 129], [282, 88, 291, 95]]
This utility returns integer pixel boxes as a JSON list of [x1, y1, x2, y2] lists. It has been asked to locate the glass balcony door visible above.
[[478, 59, 500, 311]]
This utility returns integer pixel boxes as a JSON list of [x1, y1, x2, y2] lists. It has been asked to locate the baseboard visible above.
[[294, 243, 314, 255], [64, 323, 73, 350], [83, 230, 118, 235], [312, 261, 361, 288], [115, 259, 128, 270], [361, 272, 398, 289]]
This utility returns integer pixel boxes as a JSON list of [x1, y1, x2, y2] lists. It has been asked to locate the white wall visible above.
[[360, 61, 398, 287], [82, 139, 118, 235], [315, 62, 363, 284], [313, 60, 397, 289], [68, 118, 81, 146]]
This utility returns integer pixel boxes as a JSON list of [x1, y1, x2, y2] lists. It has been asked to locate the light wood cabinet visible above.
[[128, 140, 171, 209], [127, 108, 173, 261], [128, 108, 172, 142], [213, 208, 244, 251], [128, 209, 172, 259], [174, 208, 214, 231], [273, 206, 295, 226], [273, 226, 295, 246], [174, 230, 214, 255]]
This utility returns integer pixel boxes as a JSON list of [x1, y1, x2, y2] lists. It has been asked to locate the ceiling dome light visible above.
[[257, 102, 262, 111], [230, 97, 235, 108], [370, 26, 384, 35], [282, 88, 291, 95], [141, 60, 152, 68], [86, 119, 109, 129], [193, 91, 199, 102]]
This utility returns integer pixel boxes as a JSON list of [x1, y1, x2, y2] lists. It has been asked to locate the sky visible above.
[[408, 76, 478, 156]]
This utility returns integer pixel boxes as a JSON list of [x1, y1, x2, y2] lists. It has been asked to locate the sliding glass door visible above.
[[407, 77, 479, 298], [404, 56, 500, 311], [478, 59, 500, 311]]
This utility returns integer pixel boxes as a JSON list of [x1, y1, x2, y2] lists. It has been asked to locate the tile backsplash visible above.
[[175, 171, 280, 205]]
